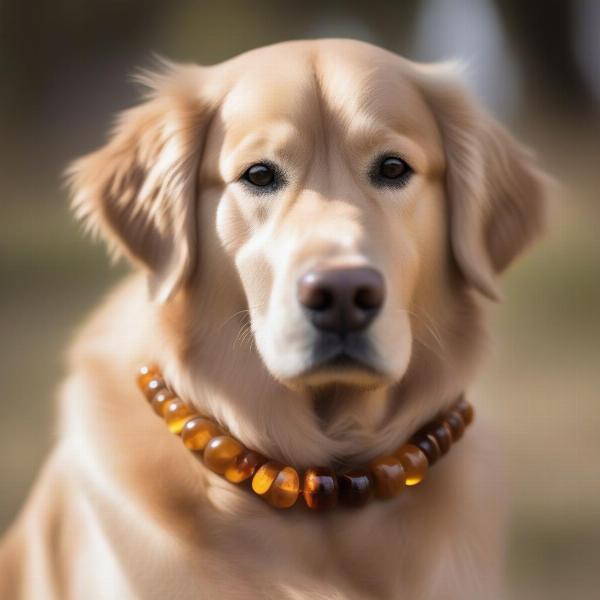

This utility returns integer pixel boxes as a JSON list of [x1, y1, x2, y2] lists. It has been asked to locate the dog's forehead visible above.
[[216, 40, 439, 145]]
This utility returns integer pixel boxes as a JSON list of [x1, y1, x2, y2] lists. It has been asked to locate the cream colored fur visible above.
[[0, 39, 548, 599]]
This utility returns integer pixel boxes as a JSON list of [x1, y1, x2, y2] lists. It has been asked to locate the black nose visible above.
[[297, 266, 385, 334]]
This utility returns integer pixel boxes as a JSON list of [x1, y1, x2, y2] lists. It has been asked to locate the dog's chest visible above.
[[193, 483, 456, 599]]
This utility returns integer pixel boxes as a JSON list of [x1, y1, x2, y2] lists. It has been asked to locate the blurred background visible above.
[[1, 0, 598, 597]]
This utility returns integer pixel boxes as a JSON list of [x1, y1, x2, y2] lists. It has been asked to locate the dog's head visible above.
[[68, 40, 548, 395]]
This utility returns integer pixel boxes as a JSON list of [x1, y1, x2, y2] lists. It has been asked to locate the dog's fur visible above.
[[0, 39, 548, 599]]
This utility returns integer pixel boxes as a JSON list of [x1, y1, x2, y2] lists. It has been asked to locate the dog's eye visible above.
[[380, 157, 408, 179], [243, 163, 276, 187], [370, 155, 413, 188]]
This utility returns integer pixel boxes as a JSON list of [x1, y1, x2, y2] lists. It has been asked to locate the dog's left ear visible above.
[[414, 64, 551, 300], [67, 64, 211, 302]]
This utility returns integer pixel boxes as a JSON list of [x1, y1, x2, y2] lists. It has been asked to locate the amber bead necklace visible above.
[[137, 365, 474, 511]]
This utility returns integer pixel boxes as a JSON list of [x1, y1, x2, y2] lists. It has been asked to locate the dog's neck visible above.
[[312, 384, 390, 440], [156, 288, 484, 468]]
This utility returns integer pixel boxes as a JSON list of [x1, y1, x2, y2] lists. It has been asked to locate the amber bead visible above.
[[338, 469, 374, 508], [150, 390, 175, 417], [455, 398, 474, 426], [268, 466, 300, 508], [426, 420, 452, 455], [252, 461, 282, 495], [445, 411, 465, 441], [252, 462, 300, 508], [369, 456, 406, 499], [163, 398, 195, 434], [395, 444, 428, 486], [137, 365, 158, 391], [181, 417, 222, 451], [203, 436, 245, 475], [143, 377, 167, 401], [303, 467, 338, 510], [225, 450, 267, 483], [411, 434, 441, 466]]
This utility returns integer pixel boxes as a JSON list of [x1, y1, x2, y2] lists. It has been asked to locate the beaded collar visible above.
[[137, 365, 474, 511]]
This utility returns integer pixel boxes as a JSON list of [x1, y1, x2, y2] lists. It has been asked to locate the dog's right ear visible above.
[[413, 63, 551, 301], [67, 64, 212, 302]]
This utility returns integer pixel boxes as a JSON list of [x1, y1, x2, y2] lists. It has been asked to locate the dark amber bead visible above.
[[144, 377, 167, 401], [181, 417, 222, 451], [369, 456, 406, 499], [303, 467, 338, 510], [150, 390, 175, 417], [426, 420, 452, 455], [445, 411, 465, 441], [338, 469, 374, 508], [137, 365, 158, 391], [395, 444, 428, 486], [455, 398, 474, 426], [411, 434, 441, 465], [203, 436, 245, 475], [163, 398, 195, 434], [225, 450, 267, 483]]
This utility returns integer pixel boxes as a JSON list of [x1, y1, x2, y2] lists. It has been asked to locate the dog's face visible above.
[[205, 46, 449, 389], [69, 40, 547, 393]]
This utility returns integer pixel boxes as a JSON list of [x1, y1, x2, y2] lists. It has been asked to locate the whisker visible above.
[[218, 309, 250, 332], [389, 307, 447, 361]]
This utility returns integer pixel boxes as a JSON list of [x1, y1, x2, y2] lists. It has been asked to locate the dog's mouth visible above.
[[292, 334, 390, 388]]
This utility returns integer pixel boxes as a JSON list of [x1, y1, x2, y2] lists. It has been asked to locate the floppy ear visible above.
[[67, 65, 210, 302], [415, 64, 550, 300]]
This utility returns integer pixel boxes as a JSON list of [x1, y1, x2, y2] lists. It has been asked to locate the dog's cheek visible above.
[[216, 194, 285, 363], [234, 241, 312, 380], [369, 298, 414, 381], [400, 186, 448, 302], [234, 238, 274, 322], [214, 193, 253, 256]]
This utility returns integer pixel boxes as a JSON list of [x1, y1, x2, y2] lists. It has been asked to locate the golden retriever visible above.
[[0, 39, 548, 599]]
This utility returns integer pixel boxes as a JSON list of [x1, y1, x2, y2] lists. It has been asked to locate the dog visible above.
[[0, 39, 548, 599]]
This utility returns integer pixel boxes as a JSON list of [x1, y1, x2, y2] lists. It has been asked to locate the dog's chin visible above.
[[276, 354, 396, 391]]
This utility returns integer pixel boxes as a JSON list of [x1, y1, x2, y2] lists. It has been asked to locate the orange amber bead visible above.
[[395, 444, 428, 486], [252, 461, 282, 495], [163, 398, 195, 434], [225, 450, 267, 483], [203, 436, 244, 475], [338, 469, 374, 508], [143, 377, 167, 401], [303, 467, 338, 510], [445, 411, 465, 441], [369, 455, 406, 499], [252, 462, 300, 508], [150, 390, 175, 417], [181, 417, 222, 451], [268, 466, 300, 508], [137, 365, 158, 391]]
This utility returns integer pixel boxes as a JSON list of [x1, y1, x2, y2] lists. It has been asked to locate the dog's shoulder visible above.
[[69, 273, 150, 367]]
